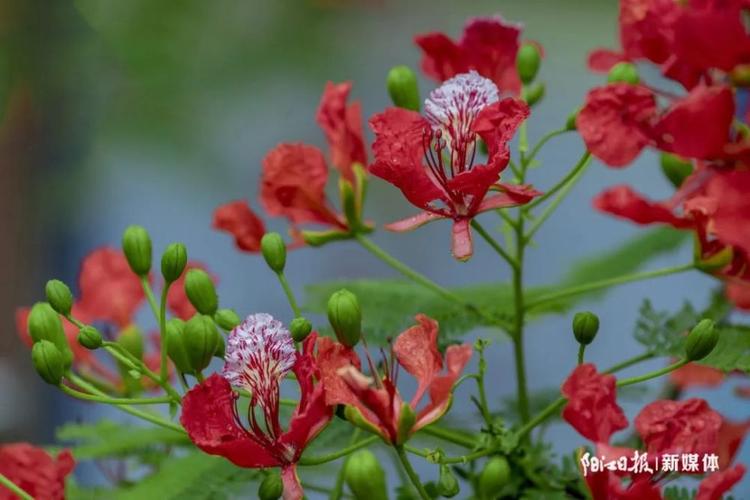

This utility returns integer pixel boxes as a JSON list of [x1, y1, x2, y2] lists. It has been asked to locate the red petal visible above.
[[315, 81, 367, 181], [180, 374, 279, 468], [212, 200, 266, 253], [593, 185, 692, 228], [669, 362, 725, 390], [476, 184, 542, 213], [393, 315, 443, 406], [726, 282, 750, 311], [705, 170, 750, 256], [577, 84, 657, 167], [635, 398, 722, 456], [281, 465, 304, 500], [385, 211, 445, 232], [716, 418, 750, 469], [0, 443, 75, 500], [587, 49, 628, 72], [473, 98, 529, 160], [619, 0, 682, 65], [451, 219, 473, 261], [415, 343, 473, 430], [696, 464, 746, 500], [414, 32, 467, 83], [460, 16, 522, 94]]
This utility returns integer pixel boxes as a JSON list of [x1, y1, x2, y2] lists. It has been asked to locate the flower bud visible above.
[[660, 153, 693, 188], [694, 237, 733, 273], [517, 42, 542, 85], [184, 269, 218, 315], [161, 242, 188, 283], [301, 229, 350, 247], [327, 289, 362, 347], [183, 314, 220, 372], [685, 319, 719, 361], [257, 472, 283, 500], [122, 225, 152, 276], [118, 325, 144, 360], [607, 62, 640, 84], [437, 464, 460, 498], [165, 319, 193, 374], [522, 82, 545, 107], [290, 317, 313, 342], [261, 233, 286, 274], [27, 302, 72, 369], [478, 456, 511, 499], [572, 311, 599, 345], [386, 65, 420, 112], [566, 107, 580, 131], [344, 449, 388, 500], [214, 308, 241, 331], [32, 340, 65, 385], [339, 178, 359, 230], [45, 279, 73, 316], [78, 325, 102, 350], [214, 334, 225, 359]]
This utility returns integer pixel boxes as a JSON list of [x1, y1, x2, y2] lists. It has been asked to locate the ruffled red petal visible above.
[[593, 185, 692, 228], [414, 33, 468, 84], [415, 343, 473, 430], [696, 464, 746, 500], [0, 443, 75, 500], [212, 200, 266, 253], [704, 170, 750, 256], [393, 314, 443, 406], [619, 0, 681, 65], [634, 398, 722, 456], [460, 16, 522, 94], [716, 418, 750, 469], [316, 81, 367, 182], [385, 211, 445, 232], [587, 49, 628, 73], [669, 362, 725, 390]]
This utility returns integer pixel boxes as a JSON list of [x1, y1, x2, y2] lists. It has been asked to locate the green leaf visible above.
[[56, 420, 190, 460], [700, 325, 750, 372]]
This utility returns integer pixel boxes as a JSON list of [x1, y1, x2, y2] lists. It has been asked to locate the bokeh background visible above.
[[2, 0, 748, 496]]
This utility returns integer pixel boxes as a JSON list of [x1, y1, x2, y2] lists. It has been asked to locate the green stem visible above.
[[103, 342, 181, 402], [140, 276, 160, 321], [577, 344, 585, 365], [471, 220, 518, 269], [525, 263, 695, 311], [515, 398, 567, 440], [298, 436, 379, 466], [405, 445, 494, 465], [603, 352, 655, 374], [60, 384, 173, 405], [395, 445, 430, 500], [525, 128, 569, 166], [525, 151, 590, 211], [617, 359, 689, 387], [329, 429, 362, 500], [0, 473, 32, 500], [475, 349, 493, 428], [159, 283, 171, 382], [420, 425, 476, 449], [277, 272, 301, 317], [511, 219, 530, 425], [68, 373, 186, 434]]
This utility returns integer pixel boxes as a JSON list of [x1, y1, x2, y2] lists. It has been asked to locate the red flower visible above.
[[369, 71, 540, 260], [561, 363, 628, 443], [166, 261, 216, 321], [717, 417, 750, 469], [634, 398, 722, 456], [696, 464, 746, 500], [316, 81, 367, 182], [317, 314, 472, 444], [593, 185, 692, 228], [619, 0, 681, 66], [415, 16, 525, 95], [701, 169, 750, 258], [0, 443, 75, 500], [576, 84, 657, 167], [180, 314, 331, 500], [212, 200, 266, 253]]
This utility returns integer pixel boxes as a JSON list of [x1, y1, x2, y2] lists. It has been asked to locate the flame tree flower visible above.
[[0, 443, 75, 500]]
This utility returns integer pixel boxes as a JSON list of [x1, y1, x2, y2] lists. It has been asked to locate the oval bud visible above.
[[78, 325, 102, 350], [257, 472, 283, 500], [685, 319, 719, 361], [694, 236, 733, 273], [437, 464, 460, 498], [478, 456, 511, 499], [165, 319, 193, 374], [517, 42, 542, 85], [45, 279, 73, 316], [214, 308, 241, 331], [607, 62, 640, 84], [327, 289, 362, 347], [118, 325, 144, 360], [27, 302, 72, 369], [660, 153, 693, 188], [184, 269, 218, 315], [32, 340, 65, 385], [214, 334, 226, 359], [261, 233, 286, 274], [344, 449, 388, 500], [572, 311, 599, 346], [289, 317, 313, 342], [566, 107, 580, 131], [523, 82, 545, 107], [386, 65, 420, 112], [122, 225, 152, 276], [161, 242, 188, 283], [183, 314, 220, 372]]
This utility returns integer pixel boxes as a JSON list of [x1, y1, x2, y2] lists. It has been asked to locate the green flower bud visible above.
[[122, 225, 152, 276], [339, 178, 359, 229], [118, 325, 144, 360], [437, 464, 460, 498], [517, 42, 542, 85], [45, 279, 73, 316], [165, 319, 193, 374], [694, 236, 733, 273], [387, 65, 420, 112], [566, 107, 580, 131], [478, 456, 511, 500], [161, 242, 188, 283], [258, 472, 283, 500], [261, 233, 286, 274], [78, 325, 102, 350], [184, 314, 220, 372], [301, 229, 350, 247], [522, 82, 545, 107], [660, 153, 694, 189], [27, 302, 72, 369], [290, 317, 313, 342], [214, 308, 241, 331], [31, 340, 65, 385], [327, 289, 362, 347], [572, 311, 600, 346], [344, 449, 388, 500], [184, 269, 218, 315], [214, 334, 226, 359], [685, 319, 719, 361], [607, 62, 640, 84]]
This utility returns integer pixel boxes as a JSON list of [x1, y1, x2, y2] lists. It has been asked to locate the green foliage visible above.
[[663, 486, 696, 500], [499, 388, 561, 424]]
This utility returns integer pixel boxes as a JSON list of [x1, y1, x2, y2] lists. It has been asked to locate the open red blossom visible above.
[[0, 443, 75, 500], [635, 398, 722, 456], [369, 71, 540, 260], [317, 314, 472, 444], [577, 84, 657, 167], [561, 364, 628, 443], [166, 261, 216, 321], [702, 169, 750, 257], [212, 200, 266, 253], [415, 16, 526, 95], [697, 464, 747, 500], [181, 314, 331, 500]]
